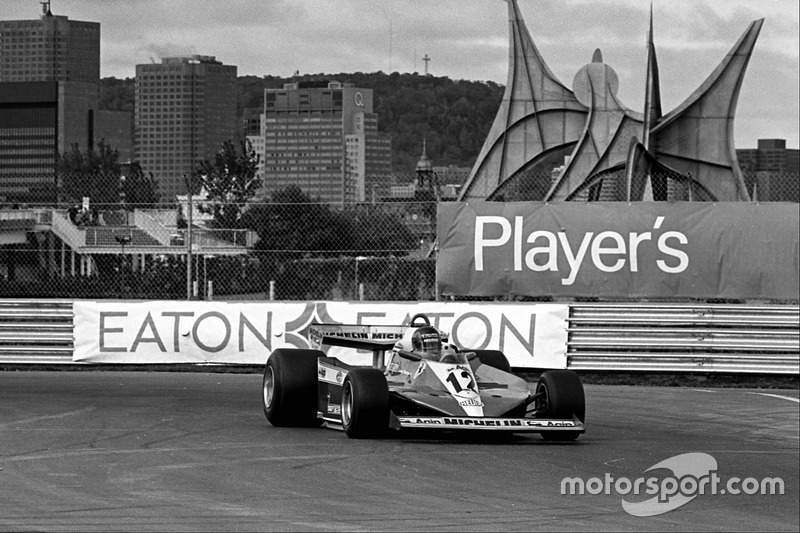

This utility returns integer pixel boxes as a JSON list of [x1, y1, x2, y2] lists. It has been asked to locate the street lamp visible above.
[[184, 174, 194, 300]]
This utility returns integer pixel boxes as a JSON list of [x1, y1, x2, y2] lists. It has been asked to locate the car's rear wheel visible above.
[[472, 349, 512, 373], [341, 368, 389, 439], [535, 370, 585, 441], [263, 349, 323, 427]]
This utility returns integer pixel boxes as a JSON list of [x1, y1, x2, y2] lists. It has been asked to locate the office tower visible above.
[[0, 2, 100, 204], [0, 1, 99, 83], [261, 81, 391, 204], [737, 139, 800, 202], [135, 55, 237, 202], [0, 81, 58, 204]]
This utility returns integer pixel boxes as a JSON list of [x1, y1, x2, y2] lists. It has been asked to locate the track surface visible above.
[[1, 371, 797, 532]]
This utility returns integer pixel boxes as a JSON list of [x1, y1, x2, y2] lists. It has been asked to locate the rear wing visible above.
[[308, 323, 405, 368]]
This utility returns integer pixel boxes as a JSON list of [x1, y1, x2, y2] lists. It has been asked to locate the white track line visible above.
[[748, 392, 800, 404]]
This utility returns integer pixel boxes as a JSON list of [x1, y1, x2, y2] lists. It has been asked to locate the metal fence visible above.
[[0, 202, 438, 302], [566, 303, 799, 373], [481, 169, 800, 202], [0, 170, 797, 301]]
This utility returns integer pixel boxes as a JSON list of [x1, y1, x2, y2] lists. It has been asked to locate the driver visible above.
[[411, 326, 443, 361]]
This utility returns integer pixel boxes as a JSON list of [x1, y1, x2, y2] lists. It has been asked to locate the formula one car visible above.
[[261, 314, 585, 440]]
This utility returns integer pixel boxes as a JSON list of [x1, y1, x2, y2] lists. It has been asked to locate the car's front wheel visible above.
[[262, 349, 323, 427], [341, 368, 389, 439], [535, 369, 585, 441]]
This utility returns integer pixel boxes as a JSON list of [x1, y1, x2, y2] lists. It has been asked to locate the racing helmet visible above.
[[411, 326, 442, 359]]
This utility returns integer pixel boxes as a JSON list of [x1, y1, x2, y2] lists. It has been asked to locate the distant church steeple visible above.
[[415, 137, 439, 200], [40, 1, 53, 17], [416, 137, 432, 174]]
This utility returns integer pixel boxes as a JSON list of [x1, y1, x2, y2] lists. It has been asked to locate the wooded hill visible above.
[[99, 72, 504, 172]]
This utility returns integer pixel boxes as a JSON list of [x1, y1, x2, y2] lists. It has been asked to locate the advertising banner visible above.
[[73, 300, 569, 368], [437, 202, 800, 300]]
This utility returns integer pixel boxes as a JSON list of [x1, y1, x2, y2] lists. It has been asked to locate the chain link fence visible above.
[[483, 169, 800, 202], [0, 171, 797, 301]]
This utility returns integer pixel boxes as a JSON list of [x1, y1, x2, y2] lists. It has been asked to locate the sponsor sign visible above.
[[308, 324, 404, 350], [397, 416, 582, 431], [73, 301, 569, 367], [437, 202, 800, 300], [317, 362, 347, 385]]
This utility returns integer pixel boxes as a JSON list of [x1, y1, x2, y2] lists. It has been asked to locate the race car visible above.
[[261, 313, 585, 440]]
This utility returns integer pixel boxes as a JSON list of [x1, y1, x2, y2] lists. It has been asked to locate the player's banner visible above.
[[437, 202, 800, 300], [73, 301, 569, 368]]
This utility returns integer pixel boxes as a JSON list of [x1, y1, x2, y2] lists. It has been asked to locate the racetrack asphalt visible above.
[[1, 371, 797, 532]]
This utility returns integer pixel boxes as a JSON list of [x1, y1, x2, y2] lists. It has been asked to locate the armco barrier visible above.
[[566, 303, 799, 374], [0, 299, 74, 364], [0, 299, 797, 374]]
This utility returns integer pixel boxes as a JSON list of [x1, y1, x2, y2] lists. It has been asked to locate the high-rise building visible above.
[[135, 55, 237, 201], [0, 1, 100, 83], [0, 1, 100, 204], [258, 81, 391, 203], [737, 139, 800, 202], [0, 81, 58, 204]]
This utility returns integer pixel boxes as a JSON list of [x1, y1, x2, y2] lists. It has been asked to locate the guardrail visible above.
[[566, 303, 799, 374], [0, 299, 74, 364], [0, 299, 797, 373]]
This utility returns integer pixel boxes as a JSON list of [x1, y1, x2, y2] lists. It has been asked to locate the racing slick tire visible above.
[[472, 350, 512, 373], [535, 370, 585, 441], [341, 368, 390, 439], [263, 349, 323, 427]]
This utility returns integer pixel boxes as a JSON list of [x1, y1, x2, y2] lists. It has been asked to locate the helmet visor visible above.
[[420, 336, 441, 355]]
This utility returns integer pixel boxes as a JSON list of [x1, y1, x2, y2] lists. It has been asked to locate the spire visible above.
[[642, 1, 662, 151], [416, 137, 432, 172], [40, 0, 52, 17], [626, 1, 665, 201]]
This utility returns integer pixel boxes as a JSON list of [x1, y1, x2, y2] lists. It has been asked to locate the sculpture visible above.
[[460, 0, 763, 202]]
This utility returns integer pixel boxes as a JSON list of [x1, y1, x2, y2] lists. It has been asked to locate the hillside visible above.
[[100, 73, 504, 172]]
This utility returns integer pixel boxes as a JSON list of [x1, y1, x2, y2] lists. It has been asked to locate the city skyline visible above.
[[1, 0, 797, 149]]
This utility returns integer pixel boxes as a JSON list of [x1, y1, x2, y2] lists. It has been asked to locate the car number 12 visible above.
[[445, 368, 476, 394]]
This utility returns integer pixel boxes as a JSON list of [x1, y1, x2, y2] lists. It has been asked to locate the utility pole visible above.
[[185, 174, 193, 300]]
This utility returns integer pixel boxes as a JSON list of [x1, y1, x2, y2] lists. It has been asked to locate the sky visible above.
[[2, 0, 798, 149]]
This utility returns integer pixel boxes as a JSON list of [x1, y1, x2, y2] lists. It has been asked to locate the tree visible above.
[[58, 140, 120, 205], [352, 208, 417, 255], [242, 185, 354, 256], [193, 139, 261, 229], [58, 140, 159, 208], [121, 162, 159, 208]]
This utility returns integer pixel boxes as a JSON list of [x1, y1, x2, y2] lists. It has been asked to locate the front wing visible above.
[[391, 414, 585, 433]]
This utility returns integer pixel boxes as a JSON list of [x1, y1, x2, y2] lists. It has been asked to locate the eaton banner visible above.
[[73, 301, 569, 368], [437, 202, 800, 300]]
